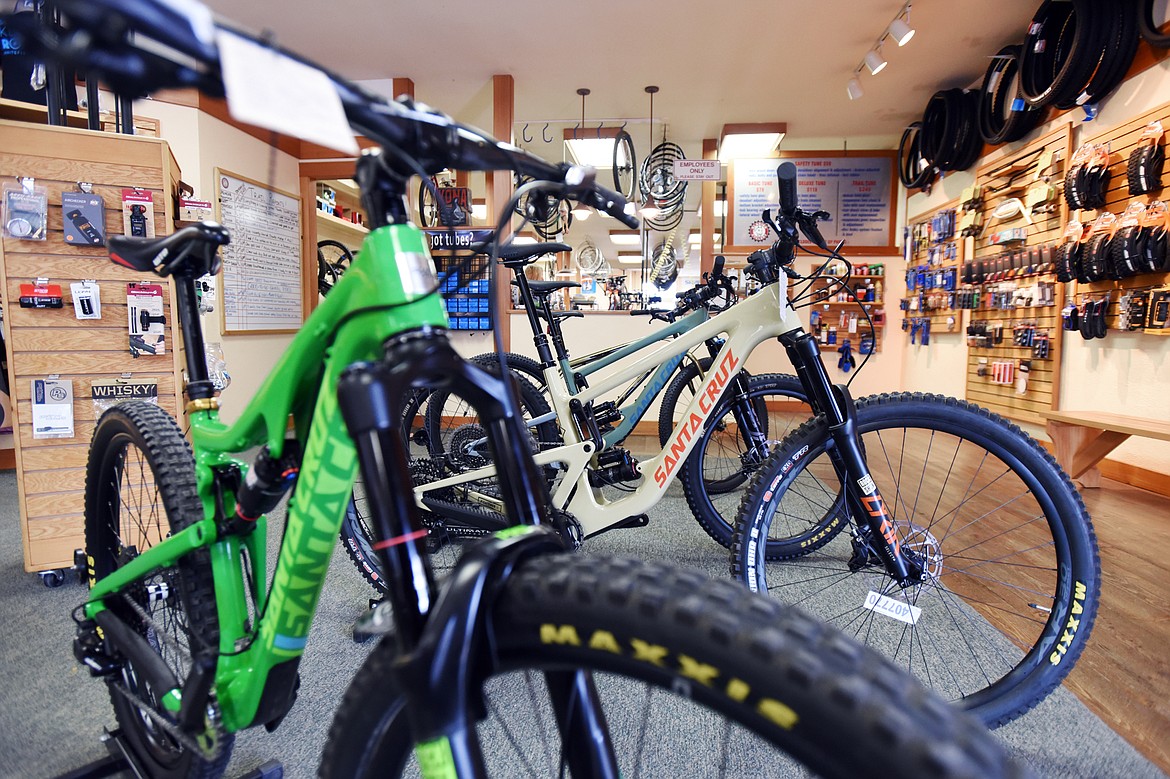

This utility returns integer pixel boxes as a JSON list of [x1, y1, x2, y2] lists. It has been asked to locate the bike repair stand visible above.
[[54, 727, 282, 779]]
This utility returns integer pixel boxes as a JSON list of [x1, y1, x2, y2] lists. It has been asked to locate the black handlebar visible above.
[[12, 0, 639, 228]]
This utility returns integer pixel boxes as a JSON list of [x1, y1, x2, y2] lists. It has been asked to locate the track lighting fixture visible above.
[[864, 48, 887, 76], [848, 2, 915, 98]]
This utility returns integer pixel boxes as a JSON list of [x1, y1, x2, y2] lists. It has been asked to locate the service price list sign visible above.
[[728, 155, 896, 254]]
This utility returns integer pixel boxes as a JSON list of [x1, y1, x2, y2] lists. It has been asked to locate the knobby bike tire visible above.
[[85, 401, 234, 778], [319, 555, 1025, 779], [730, 393, 1100, 727], [898, 122, 935, 190], [658, 369, 810, 548], [317, 239, 355, 296]]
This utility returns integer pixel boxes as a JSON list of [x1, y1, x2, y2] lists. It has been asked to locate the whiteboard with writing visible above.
[[216, 169, 303, 333], [727, 153, 897, 255]]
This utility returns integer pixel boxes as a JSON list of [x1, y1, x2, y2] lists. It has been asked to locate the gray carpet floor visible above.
[[0, 470, 1163, 778]]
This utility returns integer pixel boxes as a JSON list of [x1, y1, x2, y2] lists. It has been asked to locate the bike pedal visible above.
[[352, 600, 395, 644]]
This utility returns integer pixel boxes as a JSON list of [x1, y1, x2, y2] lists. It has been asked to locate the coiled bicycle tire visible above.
[[920, 89, 982, 172], [978, 46, 1045, 146], [1019, 0, 1106, 108], [1139, 0, 1170, 47], [1066, 0, 1139, 109], [898, 122, 935, 189]]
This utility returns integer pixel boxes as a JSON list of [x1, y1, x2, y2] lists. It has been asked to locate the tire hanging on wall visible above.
[[978, 45, 1046, 146], [1052, 0, 1138, 111], [1139, 0, 1170, 47], [1018, 0, 1104, 109], [898, 122, 935, 190], [920, 89, 983, 173]]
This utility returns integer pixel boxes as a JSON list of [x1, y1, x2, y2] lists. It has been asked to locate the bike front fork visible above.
[[779, 330, 924, 587]]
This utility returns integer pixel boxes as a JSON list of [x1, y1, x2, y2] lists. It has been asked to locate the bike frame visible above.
[[419, 281, 799, 536], [84, 223, 448, 734]]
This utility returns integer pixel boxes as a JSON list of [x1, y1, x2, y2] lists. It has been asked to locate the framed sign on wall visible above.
[[726, 151, 899, 255]]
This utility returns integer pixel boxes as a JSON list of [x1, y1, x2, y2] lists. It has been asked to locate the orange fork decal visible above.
[[861, 494, 900, 556]]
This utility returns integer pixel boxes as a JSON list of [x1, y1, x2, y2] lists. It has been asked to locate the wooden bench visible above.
[[1042, 411, 1170, 488]]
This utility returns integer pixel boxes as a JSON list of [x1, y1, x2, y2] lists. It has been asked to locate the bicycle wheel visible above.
[[320, 555, 1022, 779], [423, 353, 562, 476], [418, 178, 441, 227], [317, 239, 354, 296], [659, 366, 810, 548], [612, 129, 637, 201], [85, 401, 234, 778], [731, 393, 1100, 727]]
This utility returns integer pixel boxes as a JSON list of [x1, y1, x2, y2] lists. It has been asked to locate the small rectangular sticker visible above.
[[863, 590, 921, 625]]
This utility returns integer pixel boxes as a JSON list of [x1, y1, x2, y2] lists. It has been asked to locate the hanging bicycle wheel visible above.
[[612, 129, 637, 200], [640, 140, 688, 231], [317, 239, 355, 296], [418, 177, 442, 227], [575, 239, 605, 275], [649, 237, 680, 289]]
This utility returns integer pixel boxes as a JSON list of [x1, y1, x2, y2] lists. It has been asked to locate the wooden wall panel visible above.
[[964, 124, 1073, 426], [0, 120, 184, 572]]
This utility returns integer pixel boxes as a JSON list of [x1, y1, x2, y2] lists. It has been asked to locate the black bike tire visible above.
[[417, 178, 439, 228], [85, 401, 234, 778], [612, 129, 637, 201], [1072, 0, 1139, 108], [673, 374, 811, 550], [978, 46, 1045, 146], [319, 555, 1023, 779], [898, 123, 934, 190], [423, 353, 562, 466], [1139, 0, 1170, 47], [730, 393, 1100, 727], [317, 239, 355, 296], [1019, 0, 1103, 109]]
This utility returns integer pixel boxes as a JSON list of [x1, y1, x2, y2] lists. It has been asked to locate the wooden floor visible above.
[[1063, 478, 1170, 774]]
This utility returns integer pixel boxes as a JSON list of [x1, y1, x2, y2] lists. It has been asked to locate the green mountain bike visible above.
[[15, 2, 1028, 777]]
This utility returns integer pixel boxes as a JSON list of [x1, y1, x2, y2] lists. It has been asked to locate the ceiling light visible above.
[[864, 49, 887, 76], [571, 204, 592, 221], [623, 202, 637, 216], [609, 230, 642, 246], [640, 201, 662, 219], [888, 17, 915, 46], [688, 232, 721, 246], [847, 78, 864, 100], [617, 252, 644, 265], [697, 200, 727, 219], [554, 268, 576, 277], [718, 122, 787, 162], [564, 133, 621, 168], [513, 234, 538, 245]]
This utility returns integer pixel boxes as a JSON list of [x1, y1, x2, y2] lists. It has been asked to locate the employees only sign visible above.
[[672, 160, 722, 180]]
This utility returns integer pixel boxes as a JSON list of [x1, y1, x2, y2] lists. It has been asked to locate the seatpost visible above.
[[513, 269, 555, 367], [174, 272, 216, 402]]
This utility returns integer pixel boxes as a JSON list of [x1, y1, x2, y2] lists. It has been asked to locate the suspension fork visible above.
[[703, 337, 769, 455], [337, 327, 619, 776], [779, 329, 921, 586]]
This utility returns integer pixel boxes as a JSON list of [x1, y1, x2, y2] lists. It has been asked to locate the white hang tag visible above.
[[863, 590, 921, 625], [216, 29, 359, 155], [70, 281, 102, 319]]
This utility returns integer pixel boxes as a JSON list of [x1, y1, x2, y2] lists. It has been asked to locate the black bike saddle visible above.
[[110, 222, 230, 277], [498, 241, 570, 267], [512, 279, 580, 295]]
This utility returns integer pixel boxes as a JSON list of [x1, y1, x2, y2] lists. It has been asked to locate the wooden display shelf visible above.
[[0, 97, 88, 128], [316, 209, 368, 236]]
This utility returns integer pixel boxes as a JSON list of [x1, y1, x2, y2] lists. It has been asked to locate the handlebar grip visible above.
[[777, 162, 799, 217], [713, 255, 725, 277]]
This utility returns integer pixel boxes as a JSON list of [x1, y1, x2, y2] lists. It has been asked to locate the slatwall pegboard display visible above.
[[965, 123, 1073, 426], [0, 121, 185, 572], [904, 199, 964, 334], [1069, 101, 1170, 334]]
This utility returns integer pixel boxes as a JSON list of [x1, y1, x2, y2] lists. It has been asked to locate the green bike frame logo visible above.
[[653, 349, 740, 487]]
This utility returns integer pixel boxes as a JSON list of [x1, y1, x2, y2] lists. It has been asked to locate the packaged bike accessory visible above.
[[70, 280, 101, 319], [126, 282, 166, 356], [121, 189, 155, 238], [178, 196, 214, 223], [206, 342, 231, 392], [1016, 360, 1030, 395], [3, 177, 47, 240], [62, 188, 106, 246], [1127, 122, 1164, 196], [90, 377, 158, 414], [31, 377, 74, 439], [19, 278, 63, 308]]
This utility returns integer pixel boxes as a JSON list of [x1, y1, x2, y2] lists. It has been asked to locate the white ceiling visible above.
[[201, 0, 1041, 261], [203, 0, 1038, 150]]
